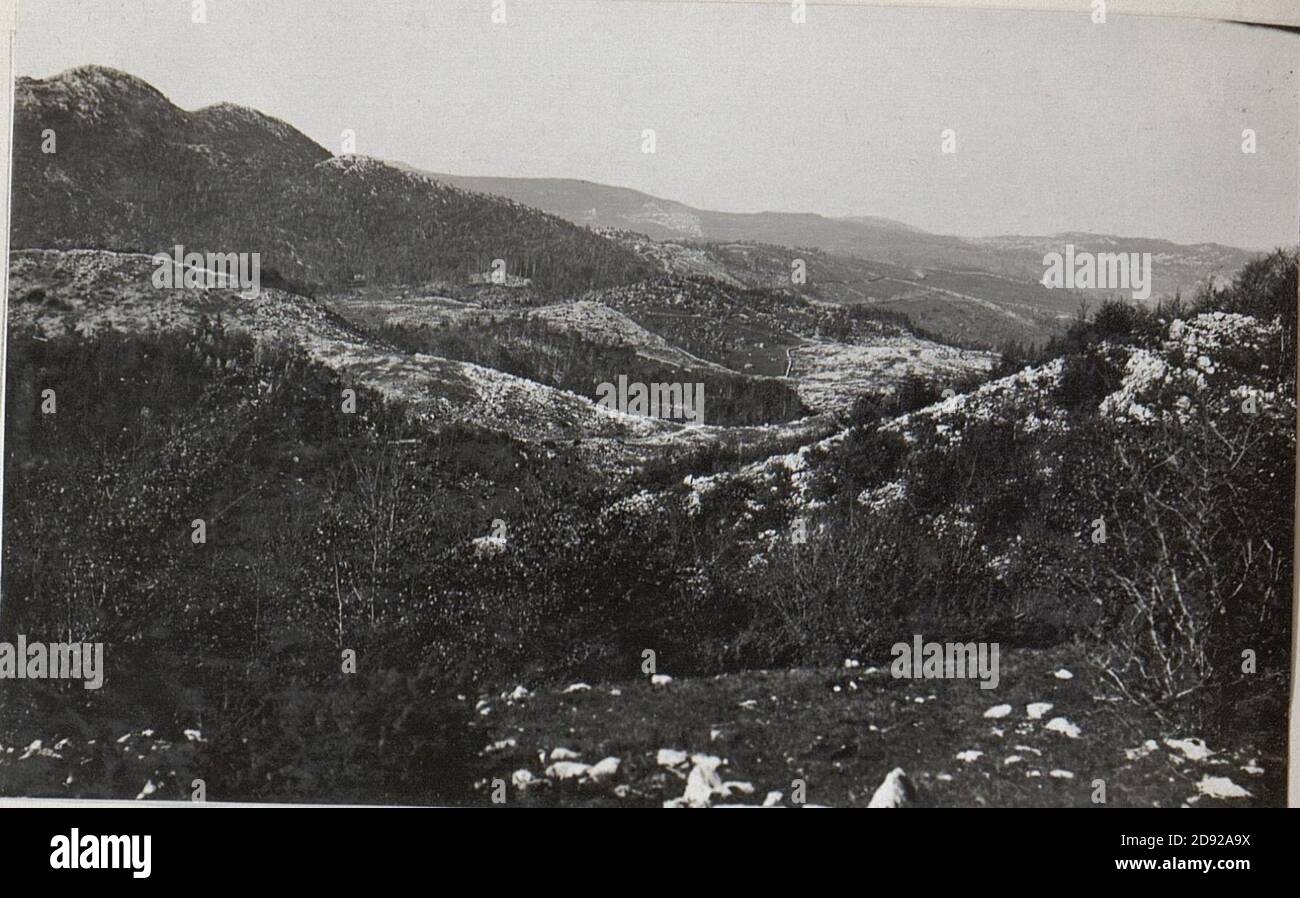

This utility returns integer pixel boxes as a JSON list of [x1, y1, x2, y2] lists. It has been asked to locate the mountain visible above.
[[12, 66, 654, 295], [972, 233, 1252, 299], [16, 66, 1255, 356], [407, 169, 981, 267], [412, 170, 1258, 307]]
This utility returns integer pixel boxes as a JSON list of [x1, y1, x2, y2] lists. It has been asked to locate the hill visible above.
[[13, 66, 655, 295], [411, 169, 1257, 305], [6, 249, 669, 443]]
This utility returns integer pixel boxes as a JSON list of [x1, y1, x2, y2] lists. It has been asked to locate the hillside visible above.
[[13, 66, 654, 294], [6, 249, 670, 443], [412, 169, 1256, 305], [413, 169, 987, 271], [3, 64, 1290, 811], [602, 234, 1082, 348], [18, 65, 1240, 353], [2, 246, 1292, 806], [467, 646, 1281, 808], [974, 233, 1252, 300]]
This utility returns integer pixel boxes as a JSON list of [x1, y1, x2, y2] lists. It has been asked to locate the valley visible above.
[[1, 64, 1292, 809]]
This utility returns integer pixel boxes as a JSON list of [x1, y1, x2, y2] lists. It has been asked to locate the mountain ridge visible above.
[[13, 65, 653, 295], [406, 167, 1259, 299]]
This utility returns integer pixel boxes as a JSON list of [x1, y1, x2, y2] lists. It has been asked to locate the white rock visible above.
[[650, 674, 673, 687], [867, 768, 914, 808], [511, 769, 537, 790], [722, 781, 755, 796], [1052, 669, 1074, 680], [955, 750, 983, 763], [763, 790, 784, 807], [1196, 776, 1252, 800], [483, 737, 517, 754], [656, 748, 689, 767], [1045, 717, 1081, 739], [135, 780, 157, 800], [545, 761, 590, 781], [549, 747, 581, 761], [507, 685, 529, 701], [1049, 769, 1075, 779], [1004, 755, 1023, 766], [1164, 737, 1214, 762], [983, 704, 1013, 719], [1026, 702, 1053, 720], [587, 757, 621, 783], [1242, 760, 1264, 775], [681, 757, 724, 807], [1124, 739, 1159, 761]]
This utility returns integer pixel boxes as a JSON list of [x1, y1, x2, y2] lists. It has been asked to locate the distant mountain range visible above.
[[410, 170, 1259, 301], [11, 65, 1265, 354]]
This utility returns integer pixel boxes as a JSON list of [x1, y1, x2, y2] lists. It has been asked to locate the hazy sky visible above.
[[17, 0, 1300, 248]]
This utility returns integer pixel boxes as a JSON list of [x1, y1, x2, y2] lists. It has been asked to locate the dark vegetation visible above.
[[13, 67, 656, 296], [589, 276, 941, 374], [377, 316, 810, 426], [1, 321, 568, 802], [996, 249, 1298, 380], [3, 251, 1293, 803], [5, 65, 1290, 807], [773, 250, 1297, 742]]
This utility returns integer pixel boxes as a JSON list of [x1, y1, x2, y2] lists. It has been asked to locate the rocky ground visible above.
[[468, 645, 1282, 808]]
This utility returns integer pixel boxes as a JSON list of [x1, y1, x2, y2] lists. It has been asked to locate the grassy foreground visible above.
[[469, 645, 1283, 808]]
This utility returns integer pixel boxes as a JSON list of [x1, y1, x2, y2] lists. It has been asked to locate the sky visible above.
[[16, 0, 1300, 249]]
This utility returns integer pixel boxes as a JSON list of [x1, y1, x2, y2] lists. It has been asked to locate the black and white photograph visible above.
[[0, 0, 1296, 825]]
